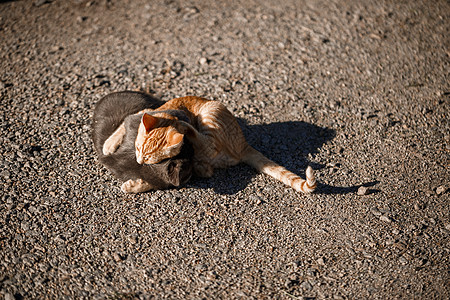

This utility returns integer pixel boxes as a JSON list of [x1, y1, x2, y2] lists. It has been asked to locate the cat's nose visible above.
[[136, 156, 144, 164]]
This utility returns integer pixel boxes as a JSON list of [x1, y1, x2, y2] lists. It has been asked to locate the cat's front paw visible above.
[[103, 138, 120, 156], [121, 178, 153, 193]]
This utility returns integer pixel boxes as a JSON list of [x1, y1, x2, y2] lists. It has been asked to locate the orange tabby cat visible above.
[[103, 96, 316, 193]]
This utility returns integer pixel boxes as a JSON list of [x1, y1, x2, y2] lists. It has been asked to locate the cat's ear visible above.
[[142, 113, 157, 132]]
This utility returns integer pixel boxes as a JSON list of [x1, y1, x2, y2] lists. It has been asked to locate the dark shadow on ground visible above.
[[317, 181, 380, 195], [188, 119, 337, 195]]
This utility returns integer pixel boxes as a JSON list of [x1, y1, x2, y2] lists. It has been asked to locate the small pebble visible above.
[[306, 268, 317, 276], [301, 281, 313, 291], [380, 215, 392, 223], [371, 207, 382, 216], [414, 203, 421, 211], [399, 256, 408, 265], [21, 222, 30, 231], [249, 195, 263, 205], [327, 162, 340, 167], [113, 253, 122, 262], [77, 16, 88, 23], [357, 186, 369, 196], [199, 57, 208, 65], [436, 185, 447, 195]]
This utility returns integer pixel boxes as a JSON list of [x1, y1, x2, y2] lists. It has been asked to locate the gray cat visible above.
[[92, 91, 194, 193]]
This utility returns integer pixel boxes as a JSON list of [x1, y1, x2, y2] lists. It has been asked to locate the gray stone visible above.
[[371, 207, 382, 216], [436, 186, 447, 195], [380, 215, 392, 223], [357, 186, 369, 196], [301, 281, 313, 291]]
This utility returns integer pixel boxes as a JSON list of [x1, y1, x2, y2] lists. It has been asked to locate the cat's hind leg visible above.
[[103, 124, 126, 155], [121, 178, 153, 193]]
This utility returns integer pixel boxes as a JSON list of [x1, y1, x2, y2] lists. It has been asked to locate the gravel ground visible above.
[[1, 0, 449, 299]]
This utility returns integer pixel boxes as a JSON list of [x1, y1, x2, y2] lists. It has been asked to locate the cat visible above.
[[92, 91, 194, 193], [103, 95, 317, 194]]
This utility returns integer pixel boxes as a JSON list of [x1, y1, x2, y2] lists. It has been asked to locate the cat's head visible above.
[[135, 113, 185, 164]]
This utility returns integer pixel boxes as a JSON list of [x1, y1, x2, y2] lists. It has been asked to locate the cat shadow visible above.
[[188, 119, 364, 195], [317, 181, 381, 195]]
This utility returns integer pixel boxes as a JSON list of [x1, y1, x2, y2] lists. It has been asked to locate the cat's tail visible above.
[[242, 146, 316, 194]]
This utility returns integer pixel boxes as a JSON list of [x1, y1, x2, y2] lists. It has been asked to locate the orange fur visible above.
[[135, 96, 316, 193], [135, 115, 184, 165]]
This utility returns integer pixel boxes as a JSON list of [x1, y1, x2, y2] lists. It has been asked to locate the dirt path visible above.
[[0, 0, 448, 298]]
